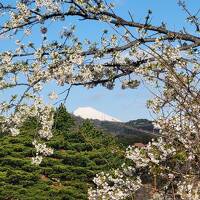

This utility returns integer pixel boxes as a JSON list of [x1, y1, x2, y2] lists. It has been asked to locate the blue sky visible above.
[[1, 0, 198, 121]]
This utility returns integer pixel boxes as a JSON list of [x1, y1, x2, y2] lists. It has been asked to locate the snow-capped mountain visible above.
[[73, 107, 122, 122]]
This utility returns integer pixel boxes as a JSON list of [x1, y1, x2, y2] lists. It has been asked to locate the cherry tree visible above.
[[0, 0, 200, 199]]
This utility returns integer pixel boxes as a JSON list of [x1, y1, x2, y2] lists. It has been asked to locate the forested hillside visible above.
[[0, 105, 125, 200], [73, 116, 157, 146]]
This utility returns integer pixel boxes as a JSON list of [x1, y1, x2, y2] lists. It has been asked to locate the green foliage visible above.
[[173, 151, 187, 163], [0, 105, 124, 199], [53, 104, 75, 131], [93, 119, 156, 146]]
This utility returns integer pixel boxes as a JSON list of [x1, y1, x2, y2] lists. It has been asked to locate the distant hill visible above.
[[73, 115, 158, 146]]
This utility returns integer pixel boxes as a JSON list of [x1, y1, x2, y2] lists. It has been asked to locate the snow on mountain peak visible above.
[[73, 107, 122, 122]]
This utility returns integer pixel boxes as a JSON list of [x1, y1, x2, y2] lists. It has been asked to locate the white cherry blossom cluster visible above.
[[88, 166, 142, 200], [7, 3, 31, 29], [35, 0, 61, 12], [126, 146, 151, 168], [31, 155, 43, 165], [177, 178, 200, 200], [32, 140, 53, 165], [38, 105, 54, 140], [89, 40, 200, 199]]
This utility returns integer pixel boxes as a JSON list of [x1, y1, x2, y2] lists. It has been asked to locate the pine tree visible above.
[[53, 104, 75, 131]]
